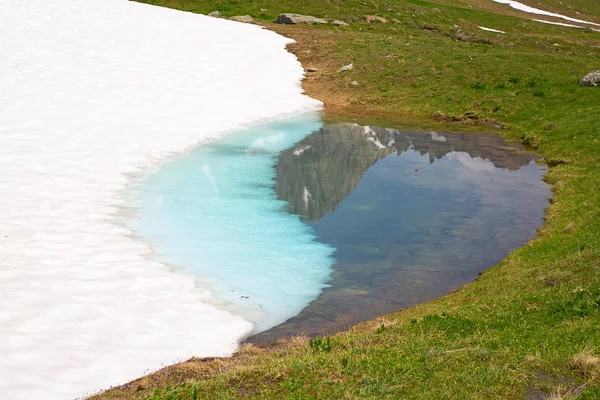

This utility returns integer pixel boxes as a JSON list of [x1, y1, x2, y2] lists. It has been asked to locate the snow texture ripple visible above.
[[0, 0, 322, 399]]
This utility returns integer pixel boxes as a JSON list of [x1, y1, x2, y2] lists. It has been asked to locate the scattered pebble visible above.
[[333, 20, 349, 27], [339, 63, 354, 72], [208, 11, 221, 18], [306, 67, 319, 72], [351, 80, 359, 86]]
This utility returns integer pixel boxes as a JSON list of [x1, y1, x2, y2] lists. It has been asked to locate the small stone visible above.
[[306, 67, 319, 73], [339, 63, 354, 72], [208, 11, 221, 17], [365, 15, 387, 23], [333, 20, 349, 27], [432, 8, 440, 13], [351, 80, 359, 86], [276, 13, 328, 24], [579, 70, 600, 87], [230, 15, 254, 24]]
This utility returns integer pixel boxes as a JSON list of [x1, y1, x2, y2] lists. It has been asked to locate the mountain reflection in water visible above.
[[250, 123, 550, 343]]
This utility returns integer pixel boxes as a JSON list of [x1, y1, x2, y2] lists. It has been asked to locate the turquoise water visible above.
[[129, 118, 550, 339], [129, 114, 335, 332]]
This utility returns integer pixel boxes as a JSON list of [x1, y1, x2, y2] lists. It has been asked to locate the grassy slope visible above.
[[97, 0, 600, 399]]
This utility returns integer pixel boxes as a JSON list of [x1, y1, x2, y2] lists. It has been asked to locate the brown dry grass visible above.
[[570, 350, 600, 377], [93, 335, 309, 399]]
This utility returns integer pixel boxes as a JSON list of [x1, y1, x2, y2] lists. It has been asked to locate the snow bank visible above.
[[0, 1, 322, 399], [492, 0, 600, 27]]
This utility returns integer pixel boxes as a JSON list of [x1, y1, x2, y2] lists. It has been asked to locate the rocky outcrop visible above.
[[230, 15, 254, 24], [275, 13, 328, 24], [579, 70, 600, 87]]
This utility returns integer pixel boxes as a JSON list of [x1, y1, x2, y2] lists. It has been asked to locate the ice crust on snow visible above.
[[0, 1, 322, 399]]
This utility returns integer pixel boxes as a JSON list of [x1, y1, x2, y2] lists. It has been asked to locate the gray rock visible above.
[[333, 20, 349, 27], [208, 11, 221, 17], [306, 68, 319, 73], [339, 63, 354, 72], [230, 15, 254, 24], [276, 13, 328, 25], [351, 80, 359, 86], [579, 70, 600, 87]]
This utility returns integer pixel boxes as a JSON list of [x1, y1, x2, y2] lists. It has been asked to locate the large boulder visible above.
[[579, 70, 600, 87], [276, 13, 328, 24]]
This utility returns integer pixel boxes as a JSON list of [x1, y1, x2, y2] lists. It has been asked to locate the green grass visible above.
[[97, 0, 600, 398]]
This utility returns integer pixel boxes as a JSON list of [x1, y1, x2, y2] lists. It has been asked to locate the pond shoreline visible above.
[[94, 1, 600, 398]]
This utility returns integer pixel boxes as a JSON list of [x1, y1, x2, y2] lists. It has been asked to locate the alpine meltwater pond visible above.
[[129, 114, 550, 340]]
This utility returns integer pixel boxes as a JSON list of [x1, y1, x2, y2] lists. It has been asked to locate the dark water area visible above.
[[249, 123, 550, 343]]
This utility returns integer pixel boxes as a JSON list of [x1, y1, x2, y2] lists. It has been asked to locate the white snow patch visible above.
[[0, 1, 322, 399], [492, 0, 600, 27], [303, 186, 312, 209], [293, 145, 312, 156], [478, 26, 506, 33], [364, 126, 387, 149], [386, 130, 397, 147], [367, 137, 387, 149], [532, 18, 585, 29]]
